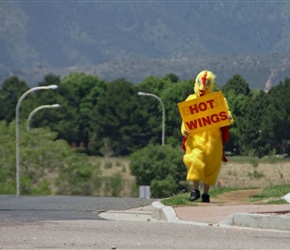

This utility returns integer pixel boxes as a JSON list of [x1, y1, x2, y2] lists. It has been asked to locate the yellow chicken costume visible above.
[[181, 70, 232, 202]]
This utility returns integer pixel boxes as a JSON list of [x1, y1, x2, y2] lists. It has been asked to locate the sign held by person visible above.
[[178, 91, 232, 134]]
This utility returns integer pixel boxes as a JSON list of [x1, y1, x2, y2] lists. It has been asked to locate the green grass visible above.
[[162, 192, 198, 207], [161, 184, 290, 206], [246, 184, 290, 204]]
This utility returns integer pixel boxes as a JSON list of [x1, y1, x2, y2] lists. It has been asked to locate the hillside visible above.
[[9, 52, 290, 91], [1, 1, 290, 89]]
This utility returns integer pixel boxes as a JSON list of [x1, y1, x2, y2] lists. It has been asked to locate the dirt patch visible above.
[[209, 189, 262, 206], [89, 156, 136, 197]]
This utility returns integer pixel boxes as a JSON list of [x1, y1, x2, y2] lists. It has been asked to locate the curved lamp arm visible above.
[[27, 104, 61, 131], [138, 92, 165, 146]]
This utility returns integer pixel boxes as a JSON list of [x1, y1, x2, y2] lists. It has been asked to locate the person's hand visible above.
[[184, 130, 190, 137], [228, 114, 232, 120]]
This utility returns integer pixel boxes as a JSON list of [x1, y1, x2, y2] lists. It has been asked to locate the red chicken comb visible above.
[[201, 71, 207, 85]]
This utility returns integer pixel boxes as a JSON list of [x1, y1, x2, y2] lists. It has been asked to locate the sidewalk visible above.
[[99, 200, 290, 231], [151, 201, 290, 231], [98, 189, 290, 231]]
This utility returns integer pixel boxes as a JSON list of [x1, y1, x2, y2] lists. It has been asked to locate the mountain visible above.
[[1, 1, 290, 89]]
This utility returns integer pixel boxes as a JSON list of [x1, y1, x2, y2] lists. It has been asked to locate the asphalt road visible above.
[[1, 195, 290, 249], [0, 195, 155, 222]]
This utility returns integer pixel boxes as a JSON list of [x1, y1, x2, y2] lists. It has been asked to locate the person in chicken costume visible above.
[[181, 70, 232, 202]]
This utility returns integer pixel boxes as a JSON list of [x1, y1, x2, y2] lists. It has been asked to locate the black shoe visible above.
[[202, 193, 210, 203], [190, 189, 200, 201]]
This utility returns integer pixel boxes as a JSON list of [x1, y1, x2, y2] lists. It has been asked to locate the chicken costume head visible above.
[[194, 70, 215, 97]]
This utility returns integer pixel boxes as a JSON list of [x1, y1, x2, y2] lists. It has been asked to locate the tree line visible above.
[[1, 72, 290, 158]]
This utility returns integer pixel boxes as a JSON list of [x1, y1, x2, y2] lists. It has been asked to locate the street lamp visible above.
[[15, 85, 58, 196], [27, 104, 61, 131], [138, 92, 165, 146]]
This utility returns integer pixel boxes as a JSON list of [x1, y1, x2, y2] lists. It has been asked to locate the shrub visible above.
[[151, 176, 177, 198], [129, 144, 186, 198]]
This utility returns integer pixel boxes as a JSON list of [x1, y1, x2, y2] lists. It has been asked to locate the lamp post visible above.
[[27, 104, 60, 131], [138, 92, 165, 146], [15, 85, 58, 196]]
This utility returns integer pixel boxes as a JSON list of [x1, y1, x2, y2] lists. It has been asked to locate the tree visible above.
[[136, 75, 188, 148], [91, 78, 140, 155], [222, 89, 250, 153], [60, 73, 107, 152], [222, 74, 250, 96], [0, 121, 15, 194], [238, 90, 270, 157], [137, 75, 173, 94], [221, 75, 251, 153], [25, 74, 62, 132], [0, 120, 101, 195], [164, 73, 179, 83], [161, 79, 193, 147], [259, 78, 290, 154], [33, 73, 107, 153], [0, 76, 29, 122]]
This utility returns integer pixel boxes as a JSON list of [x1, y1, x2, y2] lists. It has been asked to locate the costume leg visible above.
[[203, 183, 210, 193], [183, 148, 205, 182]]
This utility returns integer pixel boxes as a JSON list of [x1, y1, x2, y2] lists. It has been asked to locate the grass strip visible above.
[[161, 185, 290, 206]]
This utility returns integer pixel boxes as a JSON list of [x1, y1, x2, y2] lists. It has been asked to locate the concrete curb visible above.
[[219, 212, 290, 231], [151, 201, 179, 222]]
